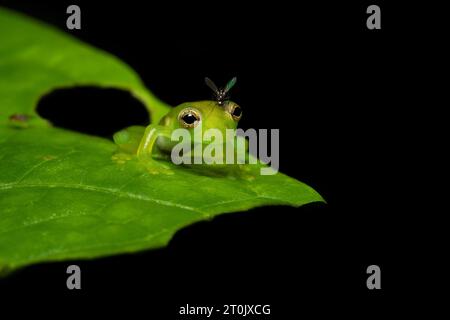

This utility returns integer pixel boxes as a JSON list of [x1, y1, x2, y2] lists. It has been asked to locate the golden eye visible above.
[[225, 102, 242, 121], [178, 108, 201, 128]]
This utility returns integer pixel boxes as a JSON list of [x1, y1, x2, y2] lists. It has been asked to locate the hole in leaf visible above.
[[36, 87, 150, 138]]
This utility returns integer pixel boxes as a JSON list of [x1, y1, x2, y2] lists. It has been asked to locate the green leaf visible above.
[[0, 7, 324, 273], [0, 7, 170, 125]]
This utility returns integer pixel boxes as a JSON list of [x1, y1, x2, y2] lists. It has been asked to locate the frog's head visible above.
[[158, 77, 242, 144], [159, 100, 242, 134]]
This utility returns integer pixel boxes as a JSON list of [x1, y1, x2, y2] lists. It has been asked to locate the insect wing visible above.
[[224, 77, 237, 94], [205, 77, 219, 94]]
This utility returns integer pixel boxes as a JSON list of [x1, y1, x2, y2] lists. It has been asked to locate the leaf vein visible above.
[[0, 182, 203, 214]]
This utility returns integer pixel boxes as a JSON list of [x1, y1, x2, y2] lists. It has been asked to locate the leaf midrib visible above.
[[0, 182, 202, 213]]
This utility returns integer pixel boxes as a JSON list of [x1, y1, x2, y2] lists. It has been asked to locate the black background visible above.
[[0, 0, 438, 317]]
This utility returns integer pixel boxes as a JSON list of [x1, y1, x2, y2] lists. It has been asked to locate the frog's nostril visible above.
[[36, 87, 150, 139]]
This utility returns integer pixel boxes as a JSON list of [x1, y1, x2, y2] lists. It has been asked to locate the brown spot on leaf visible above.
[[9, 113, 30, 122], [42, 155, 57, 161], [8, 114, 32, 129]]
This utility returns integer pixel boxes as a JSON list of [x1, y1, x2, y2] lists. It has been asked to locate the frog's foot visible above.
[[232, 164, 256, 181], [112, 152, 134, 165], [143, 159, 174, 175], [241, 171, 256, 181]]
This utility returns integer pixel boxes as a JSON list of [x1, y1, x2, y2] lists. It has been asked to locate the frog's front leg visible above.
[[137, 124, 174, 174]]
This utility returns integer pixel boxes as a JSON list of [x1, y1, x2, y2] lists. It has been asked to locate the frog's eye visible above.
[[225, 102, 242, 121], [178, 108, 201, 128]]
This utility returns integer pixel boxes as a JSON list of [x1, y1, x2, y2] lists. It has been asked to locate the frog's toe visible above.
[[238, 171, 256, 181], [145, 160, 174, 175]]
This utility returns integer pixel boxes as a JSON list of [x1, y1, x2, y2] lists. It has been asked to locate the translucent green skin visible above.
[[113, 100, 240, 161]]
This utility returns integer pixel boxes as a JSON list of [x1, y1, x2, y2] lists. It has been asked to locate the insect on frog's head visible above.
[[158, 77, 242, 136]]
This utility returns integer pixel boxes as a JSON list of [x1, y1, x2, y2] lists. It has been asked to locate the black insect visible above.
[[205, 77, 237, 106]]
